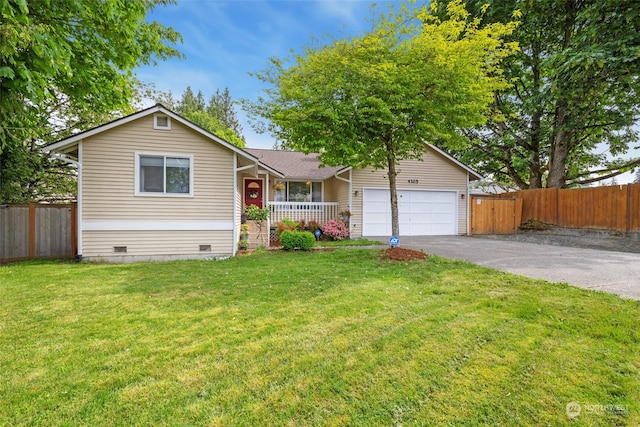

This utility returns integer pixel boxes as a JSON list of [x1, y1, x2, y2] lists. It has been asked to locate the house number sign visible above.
[[407, 179, 419, 184]]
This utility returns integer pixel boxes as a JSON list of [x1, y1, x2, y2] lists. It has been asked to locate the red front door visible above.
[[244, 179, 264, 208]]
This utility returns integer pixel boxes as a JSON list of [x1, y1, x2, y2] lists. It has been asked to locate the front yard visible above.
[[1, 250, 638, 426]]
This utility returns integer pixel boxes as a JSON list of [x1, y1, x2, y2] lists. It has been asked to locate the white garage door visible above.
[[362, 189, 457, 236]]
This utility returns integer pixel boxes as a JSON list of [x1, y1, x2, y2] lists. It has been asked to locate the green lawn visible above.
[[315, 238, 384, 247], [1, 250, 638, 426]]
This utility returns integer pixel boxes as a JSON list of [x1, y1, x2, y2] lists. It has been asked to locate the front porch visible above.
[[269, 202, 340, 224]]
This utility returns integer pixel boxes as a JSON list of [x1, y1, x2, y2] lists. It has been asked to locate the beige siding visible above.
[[80, 115, 236, 259], [335, 170, 351, 213], [322, 173, 350, 212], [83, 230, 233, 261], [350, 147, 469, 237], [323, 177, 338, 202]]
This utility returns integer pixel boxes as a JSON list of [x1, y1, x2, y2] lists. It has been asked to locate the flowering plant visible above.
[[322, 219, 350, 240], [276, 218, 298, 236]]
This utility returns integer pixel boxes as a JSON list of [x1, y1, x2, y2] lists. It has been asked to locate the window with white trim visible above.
[[138, 154, 192, 195], [274, 181, 322, 202]]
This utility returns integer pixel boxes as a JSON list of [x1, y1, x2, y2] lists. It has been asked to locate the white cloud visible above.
[[137, 0, 389, 148]]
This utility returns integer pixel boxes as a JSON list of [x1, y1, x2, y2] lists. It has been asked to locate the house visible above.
[[45, 104, 481, 262]]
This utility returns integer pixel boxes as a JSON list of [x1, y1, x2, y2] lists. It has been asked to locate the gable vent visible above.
[[113, 246, 127, 253], [154, 114, 171, 130]]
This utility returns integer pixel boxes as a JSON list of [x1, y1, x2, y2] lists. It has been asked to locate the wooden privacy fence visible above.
[[1, 203, 77, 263], [470, 197, 523, 235], [471, 183, 640, 234]]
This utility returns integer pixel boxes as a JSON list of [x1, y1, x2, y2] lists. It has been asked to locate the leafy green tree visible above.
[[440, 0, 640, 189], [0, 0, 182, 202], [246, 0, 518, 235]]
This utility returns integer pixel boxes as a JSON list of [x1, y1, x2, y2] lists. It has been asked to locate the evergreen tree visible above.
[[176, 86, 203, 115], [208, 88, 244, 141], [196, 90, 206, 112], [153, 87, 246, 147]]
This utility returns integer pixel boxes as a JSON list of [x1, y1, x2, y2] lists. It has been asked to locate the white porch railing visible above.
[[269, 202, 340, 225]]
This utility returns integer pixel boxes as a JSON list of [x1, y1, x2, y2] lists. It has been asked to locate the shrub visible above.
[[307, 220, 321, 234], [280, 230, 315, 251], [322, 219, 350, 240], [276, 218, 298, 236]]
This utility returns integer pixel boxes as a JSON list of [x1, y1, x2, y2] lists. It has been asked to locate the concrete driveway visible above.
[[377, 236, 640, 300]]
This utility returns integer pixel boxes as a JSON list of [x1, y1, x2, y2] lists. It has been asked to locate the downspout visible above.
[[51, 146, 83, 259]]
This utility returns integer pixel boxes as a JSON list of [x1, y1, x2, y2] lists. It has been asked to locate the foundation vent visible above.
[[199, 245, 212, 252], [113, 246, 127, 253]]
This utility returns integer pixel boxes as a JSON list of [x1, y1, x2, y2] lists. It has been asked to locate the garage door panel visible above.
[[433, 204, 455, 213], [365, 190, 389, 202], [364, 217, 391, 236], [405, 220, 431, 235], [366, 201, 390, 211], [363, 189, 457, 236], [409, 202, 431, 213]]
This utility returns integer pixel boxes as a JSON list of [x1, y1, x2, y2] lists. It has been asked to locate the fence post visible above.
[[554, 188, 559, 226], [627, 184, 632, 233], [29, 202, 36, 259]]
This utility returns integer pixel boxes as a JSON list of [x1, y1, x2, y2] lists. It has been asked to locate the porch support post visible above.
[[232, 154, 238, 256], [264, 172, 270, 234]]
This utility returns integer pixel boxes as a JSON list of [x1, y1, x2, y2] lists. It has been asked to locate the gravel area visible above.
[[475, 227, 640, 254]]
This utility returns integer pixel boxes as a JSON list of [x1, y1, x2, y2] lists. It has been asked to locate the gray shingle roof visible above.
[[245, 148, 345, 180]]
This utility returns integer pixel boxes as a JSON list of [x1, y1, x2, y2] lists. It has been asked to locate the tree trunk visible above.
[[548, 0, 577, 189], [529, 110, 543, 189], [548, 102, 572, 188], [528, 49, 543, 189], [386, 139, 400, 236]]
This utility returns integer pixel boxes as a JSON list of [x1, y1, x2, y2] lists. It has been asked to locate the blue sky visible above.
[[136, 0, 398, 149], [136, 0, 637, 183]]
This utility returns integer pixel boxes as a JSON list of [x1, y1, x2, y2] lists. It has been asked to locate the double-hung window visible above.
[[137, 154, 193, 196]]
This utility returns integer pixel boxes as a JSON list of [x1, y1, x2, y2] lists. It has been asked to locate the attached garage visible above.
[[362, 188, 458, 236]]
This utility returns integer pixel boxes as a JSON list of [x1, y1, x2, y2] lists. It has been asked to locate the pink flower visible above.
[[322, 219, 350, 240]]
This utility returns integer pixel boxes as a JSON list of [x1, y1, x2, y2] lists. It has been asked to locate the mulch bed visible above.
[[380, 247, 428, 261]]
